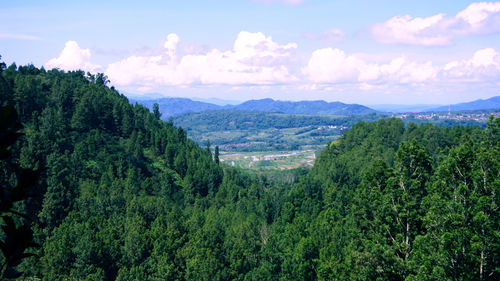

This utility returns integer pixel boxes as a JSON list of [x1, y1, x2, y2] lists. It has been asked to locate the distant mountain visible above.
[[129, 97, 221, 118], [229, 98, 376, 115], [132, 97, 377, 117], [429, 96, 500, 112]]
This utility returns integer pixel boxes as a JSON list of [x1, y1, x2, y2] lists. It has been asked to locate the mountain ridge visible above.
[[132, 97, 377, 117], [230, 98, 375, 115], [427, 95, 500, 112], [131, 95, 500, 117]]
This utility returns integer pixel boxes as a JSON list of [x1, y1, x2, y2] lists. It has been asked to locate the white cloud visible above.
[[106, 31, 297, 87], [443, 48, 500, 81], [372, 1, 500, 46], [303, 46, 500, 91], [302, 48, 364, 83], [45, 41, 101, 72], [372, 14, 451, 46], [47, 34, 500, 98], [163, 33, 180, 60], [302, 47, 438, 84], [379, 57, 438, 83], [456, 2, 500, 27]]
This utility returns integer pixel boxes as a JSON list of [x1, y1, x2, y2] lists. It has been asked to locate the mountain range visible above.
[[132, 97, 376, 118], [131, 95, 500, 118], [230, 98, 375, 115], [427, 95, 500, 112]]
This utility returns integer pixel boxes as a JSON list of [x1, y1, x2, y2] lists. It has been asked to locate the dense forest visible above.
[[0, 58, 499, 280]]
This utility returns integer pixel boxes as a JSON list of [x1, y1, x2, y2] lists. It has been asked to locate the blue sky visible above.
[[1, 0, 500, 105]]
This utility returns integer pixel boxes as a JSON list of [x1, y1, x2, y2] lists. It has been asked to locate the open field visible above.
[[175, 109, 499, 170], [200, 125, 344, 152], [219, 149, 319, 170]]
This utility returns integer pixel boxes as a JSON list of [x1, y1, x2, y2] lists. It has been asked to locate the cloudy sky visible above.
[[1, 0, 500, 105]]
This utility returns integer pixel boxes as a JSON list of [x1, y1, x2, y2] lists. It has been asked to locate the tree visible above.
[[0, 106, 40, 279], [205, 139, 211, 154], [214, 145, 220, 165], [153, 103, 161, 120], [0, 55, 6, 72], [382, 140, 430, 278]]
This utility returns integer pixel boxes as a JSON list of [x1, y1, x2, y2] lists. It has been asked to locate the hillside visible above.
[[230, 98, 376, 115], [279, 118, 500, 280], [429, 95, 500, 112], [0, 64, 277, 280]]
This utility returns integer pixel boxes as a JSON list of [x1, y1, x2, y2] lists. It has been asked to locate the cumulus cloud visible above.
[[379, 57, 438, 83], [46, 33, 500, 95], [443, 48, 500, 81], [456, 2, 500, 31], [302, 47, 438, 84], [164, 33, 180, 60], [372, 1, 500, 46], [303, 46, 500, 91], [303, 48, 365, 82], [372, 14, 451, 46], [106, 31, 297, 87], [45, 41, 101, 72]]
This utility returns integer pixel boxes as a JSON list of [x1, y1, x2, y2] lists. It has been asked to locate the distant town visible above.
[[394, 111, 500, 122]]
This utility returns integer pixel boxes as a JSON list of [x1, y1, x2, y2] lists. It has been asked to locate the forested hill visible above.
[[230, 98, 376, 115], [0, 62, 278, 280], [283, 118, 500, 280], [133, 97, 377, 118], [1, 60, 499, 280]]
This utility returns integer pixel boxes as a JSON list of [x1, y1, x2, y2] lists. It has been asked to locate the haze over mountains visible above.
[[132, 95, 500, 117], [131, 97, 376, 117]]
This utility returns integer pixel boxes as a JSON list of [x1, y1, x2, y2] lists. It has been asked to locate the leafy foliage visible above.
[[0, 105, 41, 279]]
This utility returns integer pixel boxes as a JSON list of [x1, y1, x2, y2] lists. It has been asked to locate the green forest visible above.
[[0, 58, 499, 280]]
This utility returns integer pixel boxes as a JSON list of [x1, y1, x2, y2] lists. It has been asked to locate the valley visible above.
[[172, 110, 372, 170], [172, 107, 498, 171]]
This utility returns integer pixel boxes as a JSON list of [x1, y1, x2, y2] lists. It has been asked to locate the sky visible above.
[[1, 0, 500, 105]]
